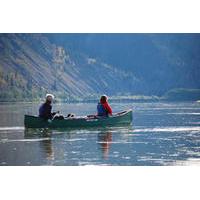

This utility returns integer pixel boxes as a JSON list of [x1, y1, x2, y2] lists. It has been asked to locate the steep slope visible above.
[[47, 33, 200, 95], [1, 33, 200, 101], [0, 34, 141, 101]]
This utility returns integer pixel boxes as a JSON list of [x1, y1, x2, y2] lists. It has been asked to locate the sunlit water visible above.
[[0, 102, 200, 166]]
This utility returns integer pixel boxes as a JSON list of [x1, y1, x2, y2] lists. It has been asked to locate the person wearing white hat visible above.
[[39, 94, 57, 119]]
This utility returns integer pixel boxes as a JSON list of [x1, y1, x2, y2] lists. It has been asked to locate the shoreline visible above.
[[0, 99, 199, 104]]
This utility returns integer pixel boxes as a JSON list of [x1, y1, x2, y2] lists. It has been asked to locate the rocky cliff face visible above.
[[0, 34, 141, 101], [1, 33, 200, 101], [48, 33, 200, 95]]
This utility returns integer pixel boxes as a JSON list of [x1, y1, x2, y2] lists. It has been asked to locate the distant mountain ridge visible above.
[[0, 33, 200, 101], [47, 34, 200, 95], [0, 34, 141, 101]]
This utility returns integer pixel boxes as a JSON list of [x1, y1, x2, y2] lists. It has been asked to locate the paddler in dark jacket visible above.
[[97, 95, 112, 117], [39, 94, 57, 119]]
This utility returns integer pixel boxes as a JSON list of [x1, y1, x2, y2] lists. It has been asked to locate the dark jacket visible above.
[[39, 102, 52, 119]]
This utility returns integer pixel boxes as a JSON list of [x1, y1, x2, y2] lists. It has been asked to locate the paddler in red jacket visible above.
[[97, 95, 112, 116]]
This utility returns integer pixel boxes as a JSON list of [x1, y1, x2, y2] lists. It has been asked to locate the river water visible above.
[[0, 102, 200, 166]]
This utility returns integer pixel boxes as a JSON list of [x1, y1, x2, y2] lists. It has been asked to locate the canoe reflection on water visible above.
[[98, 132, 112, 159], [24, 128, 112, 164], [39, 130, 54, 161], [24, 128, 114, 163], [24, 128, 55, 162]]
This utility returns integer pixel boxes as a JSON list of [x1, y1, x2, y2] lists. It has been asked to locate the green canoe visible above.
[[24, 109, 132, 128]]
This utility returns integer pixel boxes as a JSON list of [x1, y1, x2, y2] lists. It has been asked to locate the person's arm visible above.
[[104, 102, 112, 115]]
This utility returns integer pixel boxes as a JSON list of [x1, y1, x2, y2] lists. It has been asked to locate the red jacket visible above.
[[102, 102, 112, 115]]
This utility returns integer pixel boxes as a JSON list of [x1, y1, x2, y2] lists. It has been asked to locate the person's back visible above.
[[39, 94, 54, 119], [39, 102, 52, 119], [97, 95, 112, 117], [97, 102, 107, 116]]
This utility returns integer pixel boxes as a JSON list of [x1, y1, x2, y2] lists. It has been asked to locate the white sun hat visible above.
[[46, 93, 55, 100], [102, 94, 108, 100]]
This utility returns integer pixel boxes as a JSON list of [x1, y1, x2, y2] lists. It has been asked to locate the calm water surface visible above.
[[0, 102, 200, 166]]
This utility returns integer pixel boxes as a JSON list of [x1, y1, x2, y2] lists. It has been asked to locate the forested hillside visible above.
[[48, 34, 200, 96], [0, 34, 141, 101], [0, 33, 200, 101]]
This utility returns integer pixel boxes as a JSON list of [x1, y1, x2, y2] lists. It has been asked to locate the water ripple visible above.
[[133, 126, 200, 133], [0, 127, 24, 131]]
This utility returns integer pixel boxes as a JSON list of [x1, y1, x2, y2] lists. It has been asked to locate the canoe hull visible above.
[[24, 110, 132, 129]]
